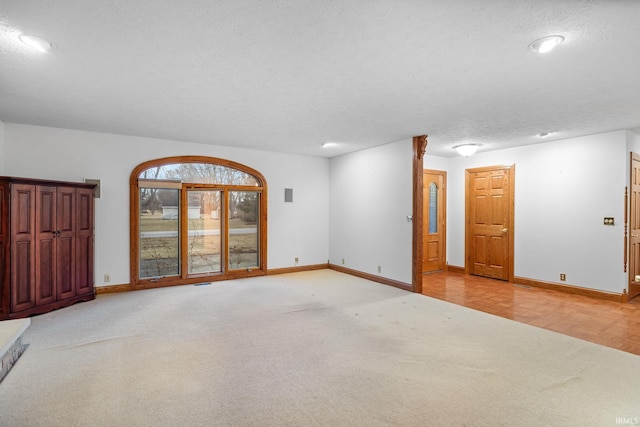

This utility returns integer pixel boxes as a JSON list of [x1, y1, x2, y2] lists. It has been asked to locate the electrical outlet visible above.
[[104, 274, 111, 283], [295, 257, 299, 264], [560, 273, 566, 281], [342, 258, 345, 265], [378, 266, 382, 274]]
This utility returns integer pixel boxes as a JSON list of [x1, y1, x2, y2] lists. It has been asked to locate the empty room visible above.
[[1, 1, 640, 426]]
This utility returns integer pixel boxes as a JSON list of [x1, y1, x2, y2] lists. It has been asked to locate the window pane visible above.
[[140, 188, 180, 278], [187, 190, 222, 274], [428, 182, 438, 234], [229, 191, 259, 269], [139, 163, 259, 186]]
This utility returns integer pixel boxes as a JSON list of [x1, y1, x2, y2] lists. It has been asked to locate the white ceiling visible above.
[[1, 1, 639, 158]]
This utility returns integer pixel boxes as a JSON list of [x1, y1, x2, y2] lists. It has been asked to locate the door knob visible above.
[[501, 228, 508, 233]]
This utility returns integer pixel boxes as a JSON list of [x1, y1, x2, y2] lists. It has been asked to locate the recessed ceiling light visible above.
[[528, 35, 564, 53], [18, 34, 56, 52], [322, 142, 338, 148], [454, 144, 480, 157]]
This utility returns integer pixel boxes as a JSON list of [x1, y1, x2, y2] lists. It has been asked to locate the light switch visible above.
[[284, 188, 293, 203]]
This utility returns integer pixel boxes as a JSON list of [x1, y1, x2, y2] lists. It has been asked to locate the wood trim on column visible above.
[[412, 135, 428, 293]]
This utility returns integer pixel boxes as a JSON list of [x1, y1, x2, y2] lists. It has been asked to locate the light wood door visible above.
[[629, 153, 640, 300], [423, 170, 446, 272], [466, 165, 514, 281]]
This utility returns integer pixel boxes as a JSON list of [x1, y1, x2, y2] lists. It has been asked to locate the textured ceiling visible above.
[[1, 0, 639, 158]]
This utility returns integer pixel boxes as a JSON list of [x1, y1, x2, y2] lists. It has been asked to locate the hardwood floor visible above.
[[422, 271, 640, 356]]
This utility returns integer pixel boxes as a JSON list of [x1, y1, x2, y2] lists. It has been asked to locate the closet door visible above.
[[0, 182, 8, 318], [10, 184, 36, 312], [35, 185, 58, 305], [56, 186, 76, 300], [75, 187, 94, 296]]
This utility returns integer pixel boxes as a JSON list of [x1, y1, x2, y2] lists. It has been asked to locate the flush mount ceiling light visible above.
[[322, 142, 338, 148], [528, 35, 564, 53], [454, 144, 480, 157], [537, 132, 555, 138], [18, 34, 56, 52]]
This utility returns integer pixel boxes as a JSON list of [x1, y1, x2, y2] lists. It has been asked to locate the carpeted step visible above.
[[0, 318, 30, 383]]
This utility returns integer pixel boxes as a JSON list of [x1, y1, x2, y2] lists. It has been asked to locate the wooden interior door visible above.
[[423, 170, 446, 272], [466, 165, 514, 281], [629, 153, 640, 300]]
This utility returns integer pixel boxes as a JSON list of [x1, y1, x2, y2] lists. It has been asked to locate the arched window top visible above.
[[132, 156, 265, 187]]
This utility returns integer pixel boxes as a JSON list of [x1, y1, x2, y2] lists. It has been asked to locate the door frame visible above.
[[628, 152, 640, 301], [423, 169, 447, 272], [464, 164, 515, 282]]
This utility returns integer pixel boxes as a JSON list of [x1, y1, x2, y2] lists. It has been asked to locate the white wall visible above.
[[2, 123, 330, 287], [423, 154, 449, 172], [2, 123, 631, 294], [0, 119, 4, 174], [329, 139, 413, 284], [627, 130, 640, 157], [444, 131, 628, 293]]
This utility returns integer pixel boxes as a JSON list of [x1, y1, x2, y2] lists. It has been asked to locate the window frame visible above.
[[130, 156, 268, 289]]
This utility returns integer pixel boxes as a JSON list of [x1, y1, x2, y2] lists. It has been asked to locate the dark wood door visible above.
[[0, 184, 8, 317], [466, 165, 514, 281], [10, 184, 36, 312], [35, 185, 57, 305], [629, 153, 640, 300], [75, 187, 94, 296], [56, 187, 76, 300], [423, 170, 446, 272]]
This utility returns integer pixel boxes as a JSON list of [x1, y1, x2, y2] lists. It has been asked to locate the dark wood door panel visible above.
[[76, 187, 94, 295], [13, 190, 33, 235], [57, 235, 75, 299], [12, 241, 35, 312], [56, 187, 76, 299], [75, 234, 93, 295], [11, 184, 36, 312], [36, 238, 56, 305]]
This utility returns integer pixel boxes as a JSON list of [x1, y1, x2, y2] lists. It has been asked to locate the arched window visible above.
[[130, 156, 267, 289]]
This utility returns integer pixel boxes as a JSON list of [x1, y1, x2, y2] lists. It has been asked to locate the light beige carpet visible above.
[[1, 270, 639, 426]]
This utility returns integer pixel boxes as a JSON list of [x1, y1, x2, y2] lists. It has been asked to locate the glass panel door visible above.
[[187, 190, 222, 274], [229, 191, 259, 270], [139, 187, 180, 278]]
